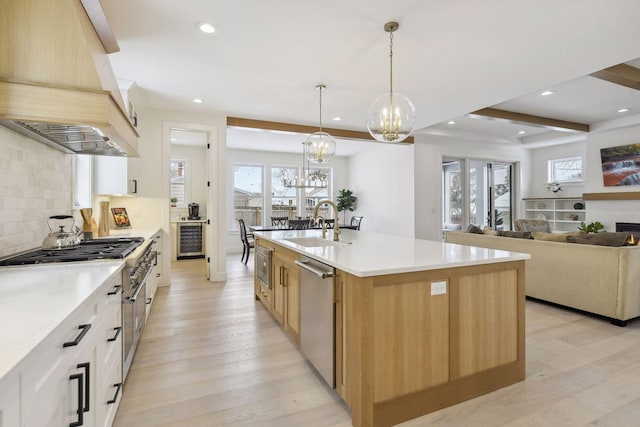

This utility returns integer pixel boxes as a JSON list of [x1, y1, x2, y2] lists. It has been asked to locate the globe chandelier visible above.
[[366, 22, 416, 143], [304, 84, 336, 163]]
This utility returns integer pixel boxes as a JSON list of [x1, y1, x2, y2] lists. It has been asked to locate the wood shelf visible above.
[[583, 192, 640, 201]]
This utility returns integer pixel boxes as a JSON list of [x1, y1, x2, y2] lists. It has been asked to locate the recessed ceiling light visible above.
[[447, 120, 456, 125], [170, 138, 176, 141], [193, 98, 204, 104], [540, 90, 554, 96], [198, 22, 216, 34], [331, 116, 343, 121], [518, 130, 526, 135], [618, 108, 630, 113]]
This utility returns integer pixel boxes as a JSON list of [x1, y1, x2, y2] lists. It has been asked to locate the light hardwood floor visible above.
[[114, 255, 640, 427]]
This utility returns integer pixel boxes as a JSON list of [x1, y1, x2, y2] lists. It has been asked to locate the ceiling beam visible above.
[[589, 64, 640, 91], [226, 117, 414, 144], [467, 108, 590, 133]]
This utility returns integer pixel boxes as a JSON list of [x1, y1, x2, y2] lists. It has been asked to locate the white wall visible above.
[[528, 140, 587, 198], [226, 148, 348, 253], [413, 136, 531, 242], [0, 126, 73, 257], [527, 123, 640, 231], [348, 144, 415, 237], [141, 107, 228, 282]]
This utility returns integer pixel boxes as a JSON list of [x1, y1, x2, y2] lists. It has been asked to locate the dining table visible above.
[[249, 224, 358, 232]]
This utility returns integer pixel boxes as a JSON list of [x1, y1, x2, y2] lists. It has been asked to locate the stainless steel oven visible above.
[[122, 239, 157, 380], [255, 245, 272, 289]]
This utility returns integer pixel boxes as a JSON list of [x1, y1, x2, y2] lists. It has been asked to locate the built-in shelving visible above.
[[522, 197, 585, 232]]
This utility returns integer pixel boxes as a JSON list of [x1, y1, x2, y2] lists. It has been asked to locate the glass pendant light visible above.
[[304, 84, 336, 163], [366, 22, 416, 143]]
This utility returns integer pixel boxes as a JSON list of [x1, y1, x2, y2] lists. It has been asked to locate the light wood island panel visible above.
[[340, 261, 525, 427]]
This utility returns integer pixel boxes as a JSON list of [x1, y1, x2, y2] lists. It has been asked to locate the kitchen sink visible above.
[[284, 237, 351, 247]]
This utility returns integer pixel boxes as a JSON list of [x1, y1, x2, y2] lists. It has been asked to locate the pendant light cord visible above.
[[318, 86, 323, 133], [389, 30, 394, 95]]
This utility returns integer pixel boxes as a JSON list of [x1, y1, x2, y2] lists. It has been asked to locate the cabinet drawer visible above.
[[96, 352, 123, 427], [256, 283, 272, 310], [21, 293, 99, 423]]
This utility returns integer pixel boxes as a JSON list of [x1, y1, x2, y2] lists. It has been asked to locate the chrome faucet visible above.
[[313, 200, 340, 241]]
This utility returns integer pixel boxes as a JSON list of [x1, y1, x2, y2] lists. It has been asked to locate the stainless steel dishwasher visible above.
[[295, 256, 336, 388]]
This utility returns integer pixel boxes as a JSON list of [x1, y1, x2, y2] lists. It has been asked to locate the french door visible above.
[[442, 158, 514, 233]]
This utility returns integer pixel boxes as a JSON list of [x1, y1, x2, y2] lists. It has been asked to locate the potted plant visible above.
[[170, 197, 178, 207], [336, 189, 356, 224], [578, 221, 603, 233]]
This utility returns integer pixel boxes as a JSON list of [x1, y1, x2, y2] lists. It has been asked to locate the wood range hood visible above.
[[0, 0, 139, 157]]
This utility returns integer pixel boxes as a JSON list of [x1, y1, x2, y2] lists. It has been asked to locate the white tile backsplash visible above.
[[0, 125, 73, 257]]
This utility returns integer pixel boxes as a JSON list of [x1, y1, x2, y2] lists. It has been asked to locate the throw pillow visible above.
[[523, 223, 552, 232], [465, 224, 484, 234], [514, 219, 551, 233], [498, 230, 533, 239], [531, 231, 582, 242], [566, 232, 629, 247], [483, 226, 499, 236]]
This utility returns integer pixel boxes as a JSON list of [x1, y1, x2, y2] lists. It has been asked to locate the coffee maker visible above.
[[188, 203, 200, 220]]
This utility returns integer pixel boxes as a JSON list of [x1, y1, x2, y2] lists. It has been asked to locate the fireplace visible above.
[[616, 222, 640, 245]]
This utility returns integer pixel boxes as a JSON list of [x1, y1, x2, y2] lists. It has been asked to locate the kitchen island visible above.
[[254, 229, 529, 427]]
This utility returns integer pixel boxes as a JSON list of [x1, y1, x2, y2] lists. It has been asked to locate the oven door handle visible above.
[[126, 282, 145, 303]]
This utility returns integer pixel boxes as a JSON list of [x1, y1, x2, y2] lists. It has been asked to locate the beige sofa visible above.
[[445, 231, 640, 325]]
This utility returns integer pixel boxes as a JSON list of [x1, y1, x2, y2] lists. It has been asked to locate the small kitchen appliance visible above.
[[188, 202, 200, 220]]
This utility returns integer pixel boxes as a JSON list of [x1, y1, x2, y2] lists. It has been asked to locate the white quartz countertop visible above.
[[106, 227, 161, 240], [0, 261, 124, 383], [254, 229, 530, 277]]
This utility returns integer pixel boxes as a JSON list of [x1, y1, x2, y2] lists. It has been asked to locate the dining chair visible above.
[[350, 216, 363, 230], [238, 219, 255, 264], [270, 216, 289, 229], [288, 219, 310, 230], [324, 219, 335, 229]]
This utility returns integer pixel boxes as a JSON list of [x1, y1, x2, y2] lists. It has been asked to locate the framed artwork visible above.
[[111, 207, 131, 228], [600, 143, 640, 186]]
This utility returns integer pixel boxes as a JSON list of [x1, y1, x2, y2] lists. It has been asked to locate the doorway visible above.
[[442, 158, 514, 234], [169, 128, 210, 277]]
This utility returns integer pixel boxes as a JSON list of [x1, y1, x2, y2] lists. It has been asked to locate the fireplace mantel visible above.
[[583, 192, 640, 201]]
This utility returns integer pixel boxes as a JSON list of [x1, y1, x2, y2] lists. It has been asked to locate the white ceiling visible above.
[[102, 1, 640, 154]]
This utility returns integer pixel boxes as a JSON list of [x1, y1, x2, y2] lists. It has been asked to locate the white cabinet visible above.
[[0, 372, 20, 427], [93, 156, 139, 196], [523, 198, 585, 232], [20, 270, 123, 427]]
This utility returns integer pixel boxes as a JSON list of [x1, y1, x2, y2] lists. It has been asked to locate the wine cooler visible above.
[[177, 222, 205, 259]]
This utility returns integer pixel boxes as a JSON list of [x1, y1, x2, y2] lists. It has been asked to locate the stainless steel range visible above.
[[122, 240, 157, 380], [0, 237, 144, 265]]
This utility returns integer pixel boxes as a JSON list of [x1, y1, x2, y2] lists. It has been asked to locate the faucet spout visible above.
[[313, 200, 340, 241]]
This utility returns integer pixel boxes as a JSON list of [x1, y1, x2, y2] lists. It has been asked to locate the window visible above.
[[548, 157, 583, 183], [304, 168, 331, 218], [271, 166, 298, 219], [170, 159, 187, 206], [233, 164, 263, 230]]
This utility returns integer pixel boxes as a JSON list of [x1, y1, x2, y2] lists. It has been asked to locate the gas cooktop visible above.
[[0, 237, 145, 266]]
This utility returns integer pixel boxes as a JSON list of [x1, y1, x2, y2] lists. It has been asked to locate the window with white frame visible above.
[[271, 166, 298, 219], [304, 168, 332, 219], [170, 159, 188, 206], [232, 164, 263, 230], [547, 157, 583, 183]]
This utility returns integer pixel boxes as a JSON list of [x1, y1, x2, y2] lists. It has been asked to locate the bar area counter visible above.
[[253, 230, 529, 427]]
